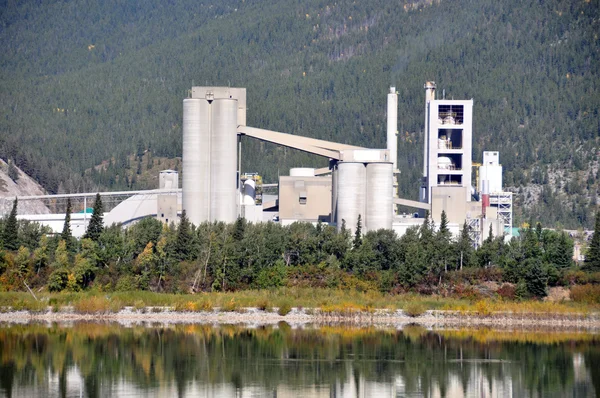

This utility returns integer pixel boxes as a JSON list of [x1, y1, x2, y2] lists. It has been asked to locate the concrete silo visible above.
[[336, 162, 366, 234], [210, 99, 238, 223], [366, 162, 393, 231], [182, 98, 210, 225], [182, 88, 246, 226]]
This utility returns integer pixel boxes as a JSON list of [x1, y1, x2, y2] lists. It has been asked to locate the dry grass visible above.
[[0, 288, 598, 317], [73, 296, 122, 314]]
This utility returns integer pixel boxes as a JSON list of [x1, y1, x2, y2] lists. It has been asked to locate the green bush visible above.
[[403, 302, 426, 317], [115, 275, 138, 292], [277, 302, 292, 316], [254, 261, 287, 289], [48, 268, 69, 292]]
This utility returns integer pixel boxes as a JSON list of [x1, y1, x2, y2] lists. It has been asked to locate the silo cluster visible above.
[[333, 150, 393, 234], [182, 88, 246, 226]]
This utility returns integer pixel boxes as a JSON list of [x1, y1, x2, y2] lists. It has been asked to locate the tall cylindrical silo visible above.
[[182, 98, 210, 226], [336, 162, 366, 234], [210, 99, 238, 223], [365, 162, 393, 232]]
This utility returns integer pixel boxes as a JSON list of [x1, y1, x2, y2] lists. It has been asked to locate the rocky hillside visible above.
[[0, 159, 49, 215]]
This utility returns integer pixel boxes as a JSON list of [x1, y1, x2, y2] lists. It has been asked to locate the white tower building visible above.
[[421, 82, 474, 204]]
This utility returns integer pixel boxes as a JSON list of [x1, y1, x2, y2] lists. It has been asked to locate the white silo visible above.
[[242, 179, 256, 205], [336, 162, 366, 233], [182, 98, 210, 226], [210, 99, 238, 223], [366, 162, 393, 231]]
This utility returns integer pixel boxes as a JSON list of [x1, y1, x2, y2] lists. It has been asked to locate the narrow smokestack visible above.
[[387, 86, 398, 171], [424, 81, 436, 102], [421, 81, 437, 203], [482, 180, 490, 218]]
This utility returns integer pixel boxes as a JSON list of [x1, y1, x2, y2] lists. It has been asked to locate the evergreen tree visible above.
[[61, 198, 74, 251], [232, 216, 245, 241], [353, 214, 362, 249], [525, 260, 547, 298], [174, 210, 193, 261], [584, 210, 600, 271], [2, 198, 19, 251], [436, 210, 452, 273], [455, 222, 473, 270], [477, 225, 495, 267], [522, 225, 542, 259], [84, 193, 104, 242]]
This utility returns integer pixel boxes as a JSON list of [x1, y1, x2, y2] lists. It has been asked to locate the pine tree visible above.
[[455, 222, 473, 270], [84, 193, 104, 242], [2, 198, 19, 251], [61, 198, 74, 251], [353, 214, 362, 249], [175, 210, 192, 261], [232, 216, 245, 241], [584, 210, 600, 271], [525, 260, 547, 298], [436, 210, 452, 273]]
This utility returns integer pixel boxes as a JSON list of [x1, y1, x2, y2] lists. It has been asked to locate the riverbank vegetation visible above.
[[1, 201, 599, 313]]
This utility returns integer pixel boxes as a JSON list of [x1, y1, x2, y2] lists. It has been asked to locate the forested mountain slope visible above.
[[0, 0, 598, 227]]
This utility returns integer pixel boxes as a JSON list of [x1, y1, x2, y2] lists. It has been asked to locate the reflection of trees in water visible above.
[[0, 323, 598, 397]]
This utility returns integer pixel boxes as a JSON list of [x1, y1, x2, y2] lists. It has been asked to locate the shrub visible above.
[[451, 283, 484, 301], [277, 302, 292, 316], [74, 296, 113, 314], [570, 284, 600, 304], [174, 300, 196, 312], [48, 268, 69, 292], [403, 302, 426, 317], [196, 299, 213, 312], [474, 300, 491, 316], [221, 298, 240, 312], [254, 261, 287, 289], [256, 298, 271, 311], [115, 275, 138, 292], [514, 280, 529, 301], [496, 283, 516, 300], [133, 300, 146, 311]]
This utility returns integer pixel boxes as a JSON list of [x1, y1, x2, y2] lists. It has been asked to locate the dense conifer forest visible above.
[[0, 0, 598, 228]]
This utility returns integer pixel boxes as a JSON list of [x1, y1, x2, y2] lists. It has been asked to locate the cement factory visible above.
[[11, 83, 513, 246]]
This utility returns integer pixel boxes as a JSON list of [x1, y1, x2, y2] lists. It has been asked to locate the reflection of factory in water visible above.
[[11, 82, 512, 246]]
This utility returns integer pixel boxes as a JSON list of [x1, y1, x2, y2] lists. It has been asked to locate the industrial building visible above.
[[178, 84, 509, 245], [10, 82, 512, 246]]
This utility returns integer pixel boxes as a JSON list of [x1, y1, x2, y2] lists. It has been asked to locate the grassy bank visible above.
[[0, 288, 598, 317]]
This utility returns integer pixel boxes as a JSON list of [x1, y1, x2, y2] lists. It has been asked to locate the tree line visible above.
[[1, 195, 599, 299]]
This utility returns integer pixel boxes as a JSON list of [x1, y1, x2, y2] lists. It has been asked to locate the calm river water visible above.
[[0, 322, 598, 397]]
